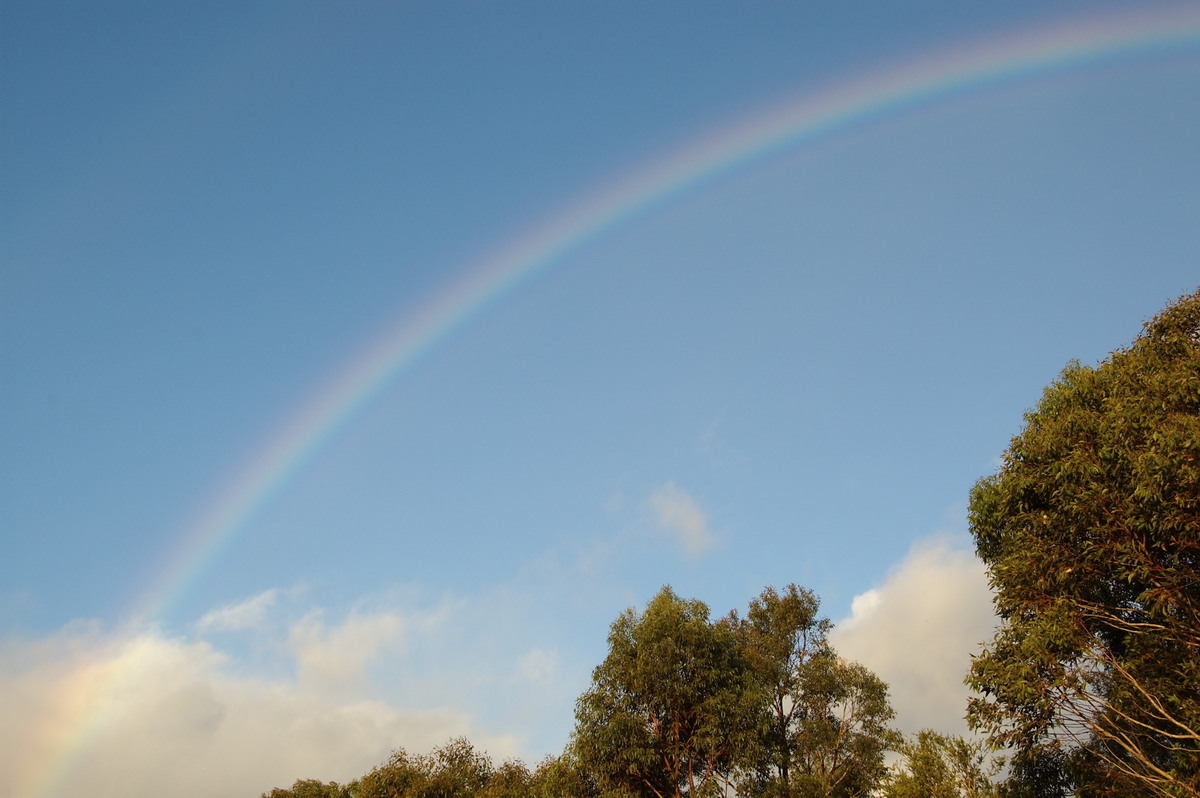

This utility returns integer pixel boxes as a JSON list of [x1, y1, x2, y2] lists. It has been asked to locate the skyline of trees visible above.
[[263, 582, 945, 798]]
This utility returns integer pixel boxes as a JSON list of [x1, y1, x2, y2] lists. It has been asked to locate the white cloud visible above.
[[289, 609, 406, 696], [0, 536, 1000, 798], [195, 588, 279, 632], [647, 481, 716, 555], [844, 587, 882, 623], [513, 648, 559, 685], [830, 538, 999, 737], [0, 595, 531, 798]]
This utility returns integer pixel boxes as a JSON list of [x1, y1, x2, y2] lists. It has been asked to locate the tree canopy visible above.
[[967, 288, 1200, 797], [881, 729, 1000, 798], [260, 584, 914, 798], [726, 585, 896, 798], [571, 586, 763, 798]]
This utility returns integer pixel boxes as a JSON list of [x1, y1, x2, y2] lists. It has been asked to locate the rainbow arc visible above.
[[31, 8, 1200, 797]]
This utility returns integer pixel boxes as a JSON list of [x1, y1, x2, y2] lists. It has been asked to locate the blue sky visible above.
[[3, 2, 1199, 796]]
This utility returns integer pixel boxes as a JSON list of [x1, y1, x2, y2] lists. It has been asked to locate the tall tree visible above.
[[571, 586, 763, 798], [728, 585, 897, 798], [967, 289, 1200, 797], [726, 584, 829, 794]]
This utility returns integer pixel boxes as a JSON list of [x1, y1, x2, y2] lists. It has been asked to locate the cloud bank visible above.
[[0, 596, 529, 798], [830, 539, 999, 737], [1, 535, 999, 798]]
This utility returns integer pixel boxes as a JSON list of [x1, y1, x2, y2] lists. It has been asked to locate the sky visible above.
[[2, 2, 1199, 796]]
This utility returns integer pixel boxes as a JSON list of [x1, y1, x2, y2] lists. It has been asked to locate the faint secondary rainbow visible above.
[[31, 7, 1200, 797]]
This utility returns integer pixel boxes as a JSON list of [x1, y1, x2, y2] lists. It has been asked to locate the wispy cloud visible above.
[[646, 481, 716, 556], [195, 588, 279, 633], [830, 537, 998, 737], [513, 648, 559, 684]]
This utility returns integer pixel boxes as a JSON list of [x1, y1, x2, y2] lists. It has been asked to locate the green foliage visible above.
[[728, 585, 897, 798], [571, 586, 764, 798], [526, 752, 600, 798], [786, 655, 897, 798], [967, 289, 1200, 797], [475, 759, 533, 798], [262, 779, 352, 798], [882, 730, 1001, 798], [350, 738, 496, 798], [261, 585, 901, 798], [727, 585, 830, 791]]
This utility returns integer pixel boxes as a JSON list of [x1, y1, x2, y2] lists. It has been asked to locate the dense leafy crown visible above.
[[572, 587, 763, 798], [968, 289, 1200, 797]]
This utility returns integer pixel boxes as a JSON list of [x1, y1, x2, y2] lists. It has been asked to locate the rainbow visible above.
[[31, 7, 1200, 797]]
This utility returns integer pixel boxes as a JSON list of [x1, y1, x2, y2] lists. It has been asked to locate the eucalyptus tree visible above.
[[727, 585, 898, 798], [726, 585, 831, 792], [968, 289, 1200, 797], [571, 586, 764, 798]]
